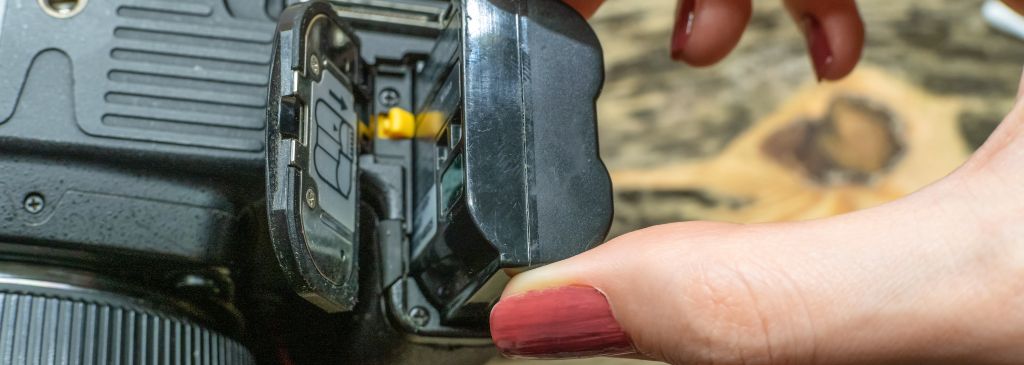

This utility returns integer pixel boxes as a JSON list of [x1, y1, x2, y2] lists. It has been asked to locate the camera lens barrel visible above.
[[0, 262, 253, 364]]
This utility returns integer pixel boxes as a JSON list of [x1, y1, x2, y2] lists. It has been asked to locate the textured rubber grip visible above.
[[0, 287, 253, 365]]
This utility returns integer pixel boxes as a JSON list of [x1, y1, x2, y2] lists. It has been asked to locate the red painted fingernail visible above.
[[490, 286, 635, 359], [802, 15, 833, 81], [671, 0, 696, 61]]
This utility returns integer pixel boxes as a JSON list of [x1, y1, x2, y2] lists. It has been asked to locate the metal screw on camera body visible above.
[[305, 188, 317, 209], [23, 193, 44, 214], [409, 306, 430, 327], [378, 88, 400, 108], [39, 0, 87, 18], [309, 54, 321, 77]]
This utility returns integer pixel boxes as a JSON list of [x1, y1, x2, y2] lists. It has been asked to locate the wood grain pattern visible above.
[[592, 0, 1020, 237]]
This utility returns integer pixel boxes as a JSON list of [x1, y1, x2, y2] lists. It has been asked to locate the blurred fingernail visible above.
[[490, 286, 634, 359], [671, 0, 696, 61], [802, 15, 832, 81]]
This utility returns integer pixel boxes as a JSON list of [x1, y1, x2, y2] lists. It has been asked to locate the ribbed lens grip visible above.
[[0, 289, 254, 365]]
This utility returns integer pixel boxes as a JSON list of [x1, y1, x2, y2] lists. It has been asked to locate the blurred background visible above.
[[492, 0, 1022, 363]]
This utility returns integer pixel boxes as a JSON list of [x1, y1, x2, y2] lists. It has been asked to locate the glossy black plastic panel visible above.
[[266, 1, 368, 312], [410, 0, 612, 322]]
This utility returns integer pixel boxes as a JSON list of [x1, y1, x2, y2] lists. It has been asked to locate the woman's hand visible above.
[[489, 2, 1024, 363], [563, 0, 1024, 81], [490, 71, 1024, 363], [565, 0, 863, 80]]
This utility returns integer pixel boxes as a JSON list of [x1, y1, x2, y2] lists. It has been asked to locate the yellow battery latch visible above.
[[376, 107, 415, 139]]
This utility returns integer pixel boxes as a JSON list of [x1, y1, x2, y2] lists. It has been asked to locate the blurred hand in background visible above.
[[565, 0, 1024, 80]]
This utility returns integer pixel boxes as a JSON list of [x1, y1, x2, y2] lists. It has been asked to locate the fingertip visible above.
[[672, 0, 752, 67], [490, 285, 636, 359], [492, 222, 738, 362], [791, 0, 864, 81], [500, 266, 576, 298], [817, 8, 864, 80]]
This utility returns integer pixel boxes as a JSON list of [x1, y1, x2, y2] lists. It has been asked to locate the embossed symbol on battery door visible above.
[[314, 89, 355, 198]]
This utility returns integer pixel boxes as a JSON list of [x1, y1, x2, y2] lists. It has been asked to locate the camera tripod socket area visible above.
[[38, 0, 86, 18]]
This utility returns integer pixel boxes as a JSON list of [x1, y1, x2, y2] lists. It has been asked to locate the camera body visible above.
[[0, 0, 610, 363]]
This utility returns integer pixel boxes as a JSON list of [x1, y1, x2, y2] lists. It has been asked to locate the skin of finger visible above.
[[674, 0, 752, 67], [879, 80, 1024, 364], [784, 0, 864, 80], [561, 0, 605, 19], [500, 74, 1024, 364], [959, 69, 1024, 183], [501, 165, 1024, 364]]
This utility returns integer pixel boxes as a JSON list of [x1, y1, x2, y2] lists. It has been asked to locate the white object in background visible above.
[[983, 0, 1024, 41]]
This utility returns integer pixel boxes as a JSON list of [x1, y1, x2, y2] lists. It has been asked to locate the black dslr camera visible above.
[[0, 0, 610, 363]]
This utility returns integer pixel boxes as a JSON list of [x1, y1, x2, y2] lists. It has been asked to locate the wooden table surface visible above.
[[492, 0, 1021, 363]]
